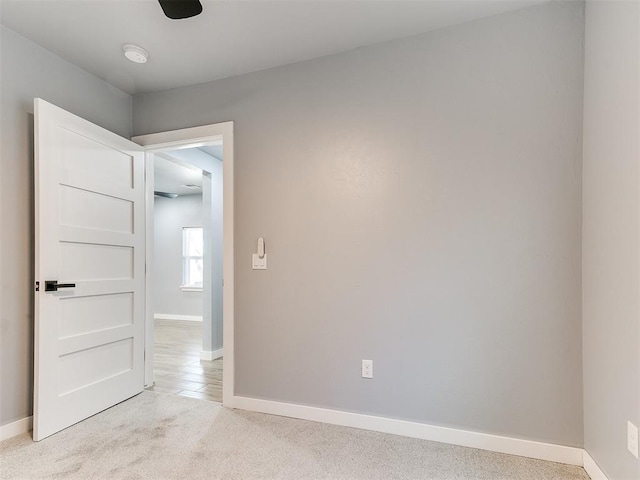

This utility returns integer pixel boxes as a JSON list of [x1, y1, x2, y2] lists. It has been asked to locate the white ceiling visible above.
[[154, 153, 203, 197], [0, 0, 546, 95]]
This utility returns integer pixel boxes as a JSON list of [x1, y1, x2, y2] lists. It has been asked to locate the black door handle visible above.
[[44, 280, 76, 292]]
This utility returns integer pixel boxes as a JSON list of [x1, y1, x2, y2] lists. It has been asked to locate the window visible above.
[[182, 227, 203, 290]]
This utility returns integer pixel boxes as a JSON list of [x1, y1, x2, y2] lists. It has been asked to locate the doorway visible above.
[[149, 148, 223, 402], [132, 122, 235, 407]]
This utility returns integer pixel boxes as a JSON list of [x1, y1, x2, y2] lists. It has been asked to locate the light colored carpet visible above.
[[0, 392, 588, 480]]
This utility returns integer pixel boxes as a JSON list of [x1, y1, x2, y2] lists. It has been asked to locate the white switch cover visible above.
[[628, 421, 639, 458], [252, 253, 267, 270], [362, 359, 373, 379]]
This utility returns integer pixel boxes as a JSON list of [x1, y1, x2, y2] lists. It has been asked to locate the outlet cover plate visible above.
[[361, 359, 373, 379]]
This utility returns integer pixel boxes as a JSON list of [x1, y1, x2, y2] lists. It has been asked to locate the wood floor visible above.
[[145, 319, 223, 403]]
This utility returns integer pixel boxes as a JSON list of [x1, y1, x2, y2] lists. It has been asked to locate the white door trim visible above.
[[132, 122, 235, 406]]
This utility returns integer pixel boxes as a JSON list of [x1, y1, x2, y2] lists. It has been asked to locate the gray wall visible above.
[[134, 1, 585, 446], [153, 194, 204, 318], [582, 1, 640, 478], [0, 25, 132, 427]]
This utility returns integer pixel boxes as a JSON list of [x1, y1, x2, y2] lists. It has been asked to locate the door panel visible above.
[[59, 186, 134, 233], [34, 98, 145, 441], [60, 128, 135, 187], [59, 338, 133, 394], [59, 293, 134, 338], [59, 242, 134, 279]]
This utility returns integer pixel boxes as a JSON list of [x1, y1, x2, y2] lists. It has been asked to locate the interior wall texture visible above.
[[134, 1, 585, 446], [0, 26, 132, 426], [582, 1, 640, 479], [153, 194, 204, 317]]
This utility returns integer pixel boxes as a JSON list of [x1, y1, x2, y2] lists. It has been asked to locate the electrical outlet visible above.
[[628, 421, 639, 458], [361, 359, 373, 379]]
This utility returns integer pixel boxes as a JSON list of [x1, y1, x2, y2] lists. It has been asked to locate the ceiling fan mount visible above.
[[158, 0, 203, 20]]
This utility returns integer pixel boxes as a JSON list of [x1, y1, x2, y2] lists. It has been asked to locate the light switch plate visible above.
[[252, 253, 267, 270]]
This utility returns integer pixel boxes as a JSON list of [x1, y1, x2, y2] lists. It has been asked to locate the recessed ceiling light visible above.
[[123, 44, 149, 64]]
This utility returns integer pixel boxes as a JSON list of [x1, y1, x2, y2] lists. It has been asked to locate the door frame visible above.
[[132, 122, 234, 406]]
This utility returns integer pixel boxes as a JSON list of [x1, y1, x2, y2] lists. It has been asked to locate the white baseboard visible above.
[[229, 396, 584, 467], [201, 348, 223, 361], [583, 451, 608, 480], [0, 416, 32, 441], [154, 314, 202, 322]]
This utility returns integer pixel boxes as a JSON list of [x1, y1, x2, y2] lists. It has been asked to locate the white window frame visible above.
[[181, 226, 204, 291]]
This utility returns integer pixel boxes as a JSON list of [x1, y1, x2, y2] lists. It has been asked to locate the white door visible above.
[[34, 98, 146, 441]]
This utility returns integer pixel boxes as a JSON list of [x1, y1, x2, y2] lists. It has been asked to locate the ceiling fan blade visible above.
[[158, 0, 203, 20], [154, 191, 179, 199]]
